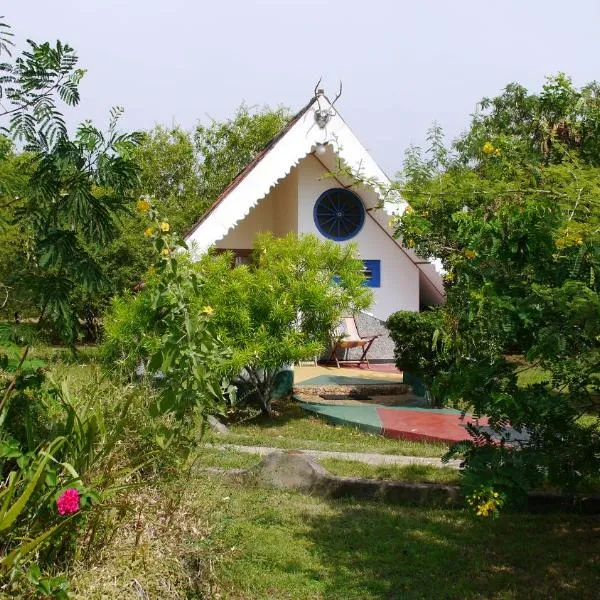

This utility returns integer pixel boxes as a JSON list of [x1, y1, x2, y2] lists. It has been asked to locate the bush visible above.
[[199, 233, 372, 413], [386, 309, 449, 406], [103, 226, 373, 415]]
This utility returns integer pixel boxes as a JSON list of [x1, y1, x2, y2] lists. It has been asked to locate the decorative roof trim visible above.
[[185, 96, 393, 253], [184, 95, 444, 301], [184, 99, 314, 243]]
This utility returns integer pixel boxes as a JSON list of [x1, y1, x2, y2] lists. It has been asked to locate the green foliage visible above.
[[386, 309, 449, 406], [131, 125, 203, 232], [454, 73, 600, 167], [0, 139, 37, 319], [194, 103, 291, 206], [102, 201, 231, 441], [0, 19, 84, 148], [197, 233, 372, 413], [0, 99, 293, 341], [0, 18, 142, 341], [16, 112, 142, 340], [0, 18, 162, 593], [103, 229, 372, 415], [394, 74, 600, 503], [0, 344, 187, 593]]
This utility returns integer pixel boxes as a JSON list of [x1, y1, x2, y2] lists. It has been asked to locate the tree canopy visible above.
[[392, 74, 600, 501], [0, 89, 292, 340], [194, 103, 291, 207]]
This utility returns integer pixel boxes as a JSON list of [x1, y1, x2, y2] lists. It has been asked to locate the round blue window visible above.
[[313, 188, 365, 241]]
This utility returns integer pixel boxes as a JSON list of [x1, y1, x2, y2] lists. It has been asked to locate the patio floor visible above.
[[293, 365, 482, 444], [294, 364, 405, 387]]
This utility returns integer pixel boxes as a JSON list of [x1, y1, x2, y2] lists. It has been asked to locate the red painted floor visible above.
[[377, 407, 488, 444], [301, 364, 492, 444]]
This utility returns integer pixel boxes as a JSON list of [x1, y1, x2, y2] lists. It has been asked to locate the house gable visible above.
[[185, 92, 445, 315]]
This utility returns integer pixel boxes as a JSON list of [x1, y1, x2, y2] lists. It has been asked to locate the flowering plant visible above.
[[466, 485, 505, 518], [56, 489, 81, 516]]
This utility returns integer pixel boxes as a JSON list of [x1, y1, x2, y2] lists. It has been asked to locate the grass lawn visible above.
[[320, 458, 460, 485], [197, 448, 458, 484], [71, 473, 600, 600], [4, 346, 599, 598], [217, 399, 448, 458], [199, 447, 261, 470]]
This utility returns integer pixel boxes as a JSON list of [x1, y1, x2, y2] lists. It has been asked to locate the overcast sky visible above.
[[7, 1, 600, 174]]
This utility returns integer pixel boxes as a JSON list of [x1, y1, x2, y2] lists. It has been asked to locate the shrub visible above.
[[197, 233, 372, 414], [386, 309, 449, 406], [103, 227, 372, 416]]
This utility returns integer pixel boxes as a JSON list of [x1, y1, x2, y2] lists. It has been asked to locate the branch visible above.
[[0, 283, 9, 309], [0, 73, 67, 118]]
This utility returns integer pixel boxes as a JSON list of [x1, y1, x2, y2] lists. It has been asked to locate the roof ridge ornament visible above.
[[313, 80, 343, 129]]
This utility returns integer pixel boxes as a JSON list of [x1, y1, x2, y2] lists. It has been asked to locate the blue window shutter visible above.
[[362, 260, 380, 288]]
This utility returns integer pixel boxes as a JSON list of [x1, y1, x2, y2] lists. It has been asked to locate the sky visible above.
[[6, 0, 600, 175]]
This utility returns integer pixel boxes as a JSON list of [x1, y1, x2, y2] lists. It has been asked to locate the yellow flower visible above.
[[160, 222, 170, 232], [161, 248, 170, 256], [144, 227, 154, 237], [464, 249, 477, 259], [482, 141, 495, 155], [137, 198, 150, 212], [406, 239, 415, 248], [202, 305, 215, 315], [494, 148, 501, 156]]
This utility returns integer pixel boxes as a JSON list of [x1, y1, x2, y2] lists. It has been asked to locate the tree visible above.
[[199, 233, 373, 414], [392, 74, 600, 503], [0, 19, 141, 341], [103, 231, 372, 415], [131, 125, 203, 232], [195, 104, 291, 206]]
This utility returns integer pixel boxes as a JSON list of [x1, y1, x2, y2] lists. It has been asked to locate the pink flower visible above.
[[56, 488, 80, 515]]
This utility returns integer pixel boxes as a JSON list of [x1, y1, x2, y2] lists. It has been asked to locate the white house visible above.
[[185, 90, 444, 359]]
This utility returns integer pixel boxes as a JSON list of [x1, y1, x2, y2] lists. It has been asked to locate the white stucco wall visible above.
[[296, 155, 420, 320], [273, 167, 298, 236], [215, 154, 419, 320], [216, 168, 298, 248]]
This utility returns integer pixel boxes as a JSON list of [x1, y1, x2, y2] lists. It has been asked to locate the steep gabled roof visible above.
[[185, 93, 444, 301], [185, 99, 314, 241]]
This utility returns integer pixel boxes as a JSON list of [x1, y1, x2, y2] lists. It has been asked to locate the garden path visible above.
[[205, 443, 461, 468]]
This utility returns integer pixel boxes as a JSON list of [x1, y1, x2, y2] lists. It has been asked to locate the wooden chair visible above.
[[328, 316, 379, 369]]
